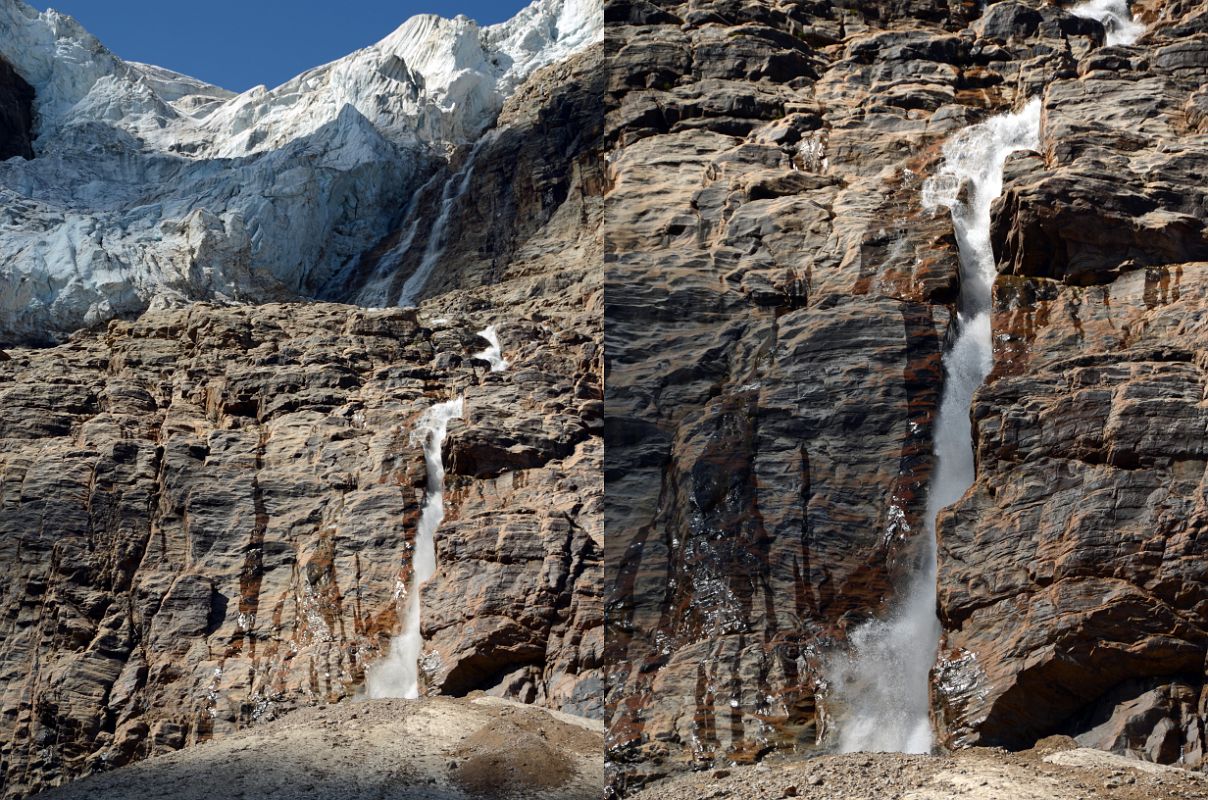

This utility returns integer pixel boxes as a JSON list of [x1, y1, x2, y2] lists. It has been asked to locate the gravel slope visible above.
[[628, 739, 1208, 800], [30, 698, 602, 800]]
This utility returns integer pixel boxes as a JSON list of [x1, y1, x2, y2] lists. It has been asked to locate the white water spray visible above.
[[473, 325, 510, 372], [1070, 0, 1145, 46], [397, 136, 492, 308], [366, 397, 464, 699], [829, 99, 1042, 754]]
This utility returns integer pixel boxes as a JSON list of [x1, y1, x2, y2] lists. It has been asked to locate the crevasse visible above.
[[366, 397, 464, 699], [828, 99, 1042, 754]]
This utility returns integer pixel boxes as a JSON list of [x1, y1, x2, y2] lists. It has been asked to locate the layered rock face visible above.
[[604, 0, 1207, 792], [0, 27, 603, 800], [934, 0, 1208, 766], [0, 295, 602, 797]]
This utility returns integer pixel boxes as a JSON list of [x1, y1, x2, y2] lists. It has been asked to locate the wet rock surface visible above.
[[604, 0, 1208, 792], [28, 697, 603, 800], [936, 0, 1208, 765], [346, 47, 605, 309]]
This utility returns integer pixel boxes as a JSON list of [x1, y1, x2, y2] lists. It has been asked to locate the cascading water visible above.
[[1070, 0, 1145, 46], [828, 99, 1042, 753], [366, 397, 464, 699], [473, 325, 510, 372], [396, 135, 493, 308]]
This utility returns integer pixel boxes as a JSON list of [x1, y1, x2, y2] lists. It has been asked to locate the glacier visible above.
[[0, 0, 601, 342]]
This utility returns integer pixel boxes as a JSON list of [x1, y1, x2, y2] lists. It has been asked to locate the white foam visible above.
[[1070, 0, 1146, 46], [366, 397, 464, 699], [473, 324, 510, 372], [829, 100, 1042, 754]]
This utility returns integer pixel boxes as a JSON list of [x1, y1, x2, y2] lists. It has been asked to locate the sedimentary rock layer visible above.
[[934, 0, 1208, 765], [0, 19, 604, 800], [604, 0, 1208, 792], [0, 288, 602, 798]]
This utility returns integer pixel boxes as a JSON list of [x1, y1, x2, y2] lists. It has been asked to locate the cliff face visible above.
[[935, 0, 1208, 764], [0, 295, 602, 797], [604, 0, 1208, 791], [0, 39, 603, 800]]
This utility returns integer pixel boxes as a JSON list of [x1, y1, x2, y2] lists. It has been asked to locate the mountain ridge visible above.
[[0, 0, 601, 345]]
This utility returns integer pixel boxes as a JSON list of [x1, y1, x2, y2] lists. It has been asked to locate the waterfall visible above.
[[1070, 0, 1145, 46], [474, 325, 510, 372], [828, 99, 1042, 753], [366, 397, 464, 699], [396, 135, 492, 308]]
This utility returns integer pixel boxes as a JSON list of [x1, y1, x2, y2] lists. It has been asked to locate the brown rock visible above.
[[605, 0, 1208, 793], [935, 0, 1208, 765], [0, 296, 601, 797]]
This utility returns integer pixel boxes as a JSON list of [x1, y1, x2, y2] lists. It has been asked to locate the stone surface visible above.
[[604, 0, 1208, 794], [934, 0, 1208, 764], [0, 21, 604, 800], [0, 292, 602, 798], [626, 740, 1208, 800], [28, 697, 604, 800]]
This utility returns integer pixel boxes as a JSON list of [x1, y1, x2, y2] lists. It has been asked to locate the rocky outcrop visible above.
[[348, 47, 605, 308], [0, 285, 601, 798], [0, 294, 602, 793], [0, 10, 604, 799], [0, 56, 33, 161], [604, 0, 1208, 793], [0, 42, 604, 800], [934, 0, 1208, 766]]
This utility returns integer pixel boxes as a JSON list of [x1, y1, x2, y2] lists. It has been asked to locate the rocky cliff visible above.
[[0, 293, 602, 798], [935, 0, 1208, 765], [604, 0, 1208, 793], [0, 12, 603, 800]]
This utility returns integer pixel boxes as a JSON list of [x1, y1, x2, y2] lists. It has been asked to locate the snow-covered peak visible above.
[[0, 0, 601, 158], [0, 0, 602, 343]]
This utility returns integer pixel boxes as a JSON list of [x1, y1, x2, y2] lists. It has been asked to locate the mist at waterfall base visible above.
[[366, 397, 464, 699], [826, 100, 1042, 754]]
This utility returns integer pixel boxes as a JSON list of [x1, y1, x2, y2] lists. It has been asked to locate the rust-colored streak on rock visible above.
[[0, 45, 603, 798]]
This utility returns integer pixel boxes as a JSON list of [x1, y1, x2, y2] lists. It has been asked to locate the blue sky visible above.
[[26, 0, 534, 92]]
